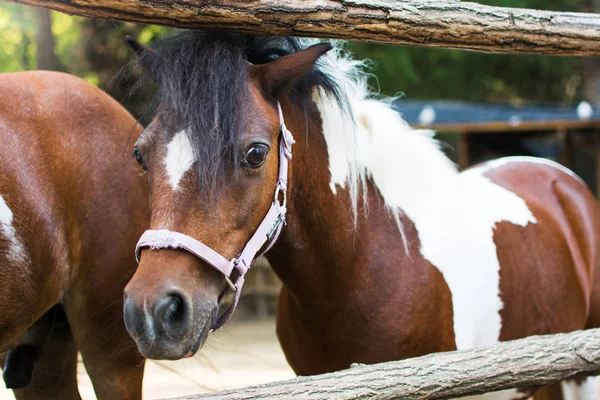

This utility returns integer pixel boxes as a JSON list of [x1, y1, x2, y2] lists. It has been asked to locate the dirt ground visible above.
[[0, 315, 294, 400]]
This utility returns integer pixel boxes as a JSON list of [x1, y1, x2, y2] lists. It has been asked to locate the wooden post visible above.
[[558, 128, 571, 168], [457, 132, 470, 170]]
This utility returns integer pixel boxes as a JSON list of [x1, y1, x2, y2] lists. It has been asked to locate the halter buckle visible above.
[[224, 258, 239, 292], [224, 275, 237, 292]]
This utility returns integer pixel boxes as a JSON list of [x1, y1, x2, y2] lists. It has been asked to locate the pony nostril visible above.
[[154, 291, 189, 331], [165, 293, 186, 323]]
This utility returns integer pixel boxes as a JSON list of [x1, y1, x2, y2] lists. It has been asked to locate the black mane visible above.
[[136, 30, 345, 199]]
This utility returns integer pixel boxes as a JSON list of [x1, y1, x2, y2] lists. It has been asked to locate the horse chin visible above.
[[135, 325, 207, 360], [186, 318, 213, 357], [186, 304, 222, 356]]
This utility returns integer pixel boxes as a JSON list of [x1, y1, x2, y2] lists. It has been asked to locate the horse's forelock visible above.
[[140, 31, 346, 201], [143, 32, 247, 200]]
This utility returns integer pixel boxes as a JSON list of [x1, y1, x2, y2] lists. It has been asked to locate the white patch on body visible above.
[[561, 377, 599, 400], [432, 168, 536, 349], [312, 47, 369, 220], [165, 130, 195, 190], [315, 48, 539, 351], [0, 194, 27, 264]]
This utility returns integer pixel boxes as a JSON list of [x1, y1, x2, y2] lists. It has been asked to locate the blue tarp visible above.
[[392, 99, 600, 126]]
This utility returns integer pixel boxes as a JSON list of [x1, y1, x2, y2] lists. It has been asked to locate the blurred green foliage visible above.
[[0, 0, 593, 114], [0, 4, 168, 119], [351, 0, 589, 104], [0, 4, 36, 72], [0, 4, 167, 77], [351, 42, 584, 103]]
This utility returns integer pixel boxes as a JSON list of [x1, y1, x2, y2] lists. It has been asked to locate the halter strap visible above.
[[135, 103, 294, 330]]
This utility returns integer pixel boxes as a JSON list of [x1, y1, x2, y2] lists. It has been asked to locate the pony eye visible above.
[[133, 147, 146, 170], [243, 144, 269, 168]]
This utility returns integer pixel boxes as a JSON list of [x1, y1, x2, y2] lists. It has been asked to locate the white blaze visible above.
[[165, 130, 195, 190]]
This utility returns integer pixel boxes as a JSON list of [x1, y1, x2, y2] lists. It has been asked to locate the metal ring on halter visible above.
[[224, 258, 239, 291], [274, 184, 287, 208], [224, 275, 237, 292]]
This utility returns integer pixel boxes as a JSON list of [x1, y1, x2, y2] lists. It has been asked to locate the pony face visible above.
[[123, 33, 330, 360], [124, 84, 281, 360]]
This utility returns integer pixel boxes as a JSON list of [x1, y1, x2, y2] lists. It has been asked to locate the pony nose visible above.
[[153, 291, 190, 337], [123, 288, 192, 342]]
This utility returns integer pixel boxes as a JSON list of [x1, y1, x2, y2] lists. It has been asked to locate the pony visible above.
[[123, 31, 600, 399], [0, 71, 148, 399]]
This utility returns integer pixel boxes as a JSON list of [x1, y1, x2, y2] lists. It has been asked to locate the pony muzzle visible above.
[[123, 283, 215, 360]]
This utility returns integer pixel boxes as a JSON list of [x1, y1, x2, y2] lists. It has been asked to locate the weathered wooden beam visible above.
[[6, 0, 600, 56], [165, 328, 600, 399]]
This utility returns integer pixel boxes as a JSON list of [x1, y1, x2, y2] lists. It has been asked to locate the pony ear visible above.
[[252, 43, 333, 98], [126, 35, 155, 73]]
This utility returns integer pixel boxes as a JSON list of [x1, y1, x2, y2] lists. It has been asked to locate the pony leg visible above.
[[63, 291, 145, 400], [531, 269, 600, 400], [559, 235, 600, 400], [3, 345, 42, 389], [9, 314, 81, 400]]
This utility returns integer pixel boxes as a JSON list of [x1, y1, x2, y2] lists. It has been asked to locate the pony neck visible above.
[[265, 93, 459, 307]]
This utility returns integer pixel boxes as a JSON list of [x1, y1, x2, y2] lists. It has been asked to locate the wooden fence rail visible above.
[[165, 328, 600, 400], [6, 0, 600, 56]]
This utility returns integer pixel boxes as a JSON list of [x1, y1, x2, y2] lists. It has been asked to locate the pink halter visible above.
[[135, 103, 294, 330]]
